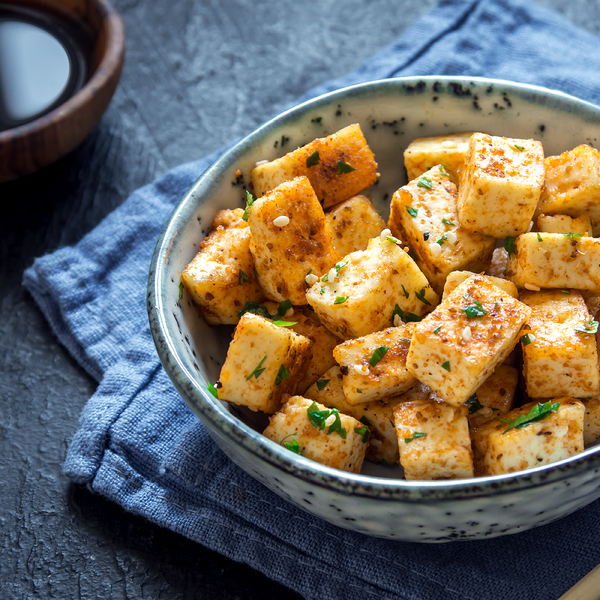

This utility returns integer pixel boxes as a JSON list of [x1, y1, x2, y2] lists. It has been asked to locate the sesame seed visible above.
[[462, 326, 472, 341], [393, 314, 401, 327], [441, 140, 456, 147], [524, 283, 541, 291], [285, 307, 294, 317], [430, 242, 442, 257], [527, 334, 537, 343], [527, 221, 534, 233], [370, 439, 382, 447], [255, 159, 269, 166], [305, 273, 318, 285], [328, 267, 337, 281], [380, 228, 391, 238], [273, 215, 290, 227], [324, 414, 336, 428], [353, 364, 369, 376], [446, 231, 458, 245]]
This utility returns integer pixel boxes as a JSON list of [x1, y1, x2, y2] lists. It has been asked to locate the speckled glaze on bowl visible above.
[[148, 76, 600, 542]]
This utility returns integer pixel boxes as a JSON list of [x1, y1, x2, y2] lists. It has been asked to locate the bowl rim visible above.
[[0, 0, 125, 166], [149, 75, 600, 502]]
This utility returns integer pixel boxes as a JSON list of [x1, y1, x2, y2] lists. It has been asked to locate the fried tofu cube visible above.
[[393, 400, 473, 480], [264, 302, 341, 395], [471, 399, 585, 476], [250, 124, 378, 209], [583, 397, 600, 446], [536, 214, 592, 236], [487, 247, 509, 279], [467, 364, 519, 427], [217, 313, 312, 413], [332, 324, 416, 404], [519, 290, 599, 398], [388, 165, 496, 294], [325, 195, 386, 256], [457, 133, 545, 237], [304, 366, 401, 464], [263, 395, 368, 473], [306, 235, 438, 339], [404, 132, 475, 185], [248, 176, 341, 305], [536, 145, 600, 236], [406, 275, 531, 406], [181, 209, 264, 325], [506, 232, 600, 293], [441, 271, 518, 302]]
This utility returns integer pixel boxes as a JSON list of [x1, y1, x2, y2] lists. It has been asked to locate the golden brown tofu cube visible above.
[[506, 232, 600, 293], [536, 144, 600, 235], [264, 301, 342, 395], [181, 209, 264, 325], [441, 271, 518, 302], [388, 165, 496, 294], [519, 290, 599, 398], [536, 214, 592, 236], [248, 176, 341, 305], [325, 195, 386, 256], [404, 132, 475, 185], [250, 124, 378, 209], [393, 400, 473, 480], [332, 324, 416, 404], [306, 235, 438, 340], [304, 366, 400, 465], [406, 275, 531, 406], [217, 313, 312, 413], [263, 395, 368, 473], [471, 399, 585, 476], [457, 133, 545, 238], [583, 397, 600, 446], [467, 364, 519, 428]]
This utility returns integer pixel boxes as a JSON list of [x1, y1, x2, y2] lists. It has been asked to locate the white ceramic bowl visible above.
[[148, 76, 600, 542]]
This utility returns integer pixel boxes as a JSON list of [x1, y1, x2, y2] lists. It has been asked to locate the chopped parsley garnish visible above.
[[401, 284, 409, 299], [461, 299, 488, 319], [356, 388, 362, 393], [337, 160, 356, 174], [436, 235, 448, 246], [439, 165, 450, 177], [575, 319, 599, 334], [389, 419, 395, 428], [499, 401, 560, 434], [307, 402, 346, 438], [237, 299, 293, 320], [360, 416, 372, 427], [504, 236, 517, 256], [385, 235, 401, 245], [521, 333, 535, 346], [537, 232, 543, 242], [561, 289, 571, 295], [178, 281, 183, 300], [354, 426, 370, 443], [306, 150, 320, 168], [207, 383, 219, 399], [417, 176, 432, 189], [369, 346, 389, 368], [282, 438, 302, 454], [319, 288, 325, 295], [271, 320, 297, 327], [238, 269, 249, 285], [246, 355, 268, 380], [442, 218, 455, 226], [393, 304, 422, 323], [513, 144, 525, 151], [242, 190, 254, 221], [321, 261, 348, 282], [334, 296, 348, 304], [275, 364, 290, 386], [316, 379, 330, 391], [561, 232, 582, 241], [434, 326, 442, 334], [415, 288, 431, 305], [465, 394, 484, 414], [441, 361, 451, 371], [406, 206, 418, 218], [405, 431, 427, 443]]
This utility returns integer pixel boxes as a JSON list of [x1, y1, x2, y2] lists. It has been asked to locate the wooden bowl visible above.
[[0, 0, 125, 182]]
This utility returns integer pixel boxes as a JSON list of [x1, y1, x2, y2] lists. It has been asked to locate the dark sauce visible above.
[[0, 3, 94, 131]]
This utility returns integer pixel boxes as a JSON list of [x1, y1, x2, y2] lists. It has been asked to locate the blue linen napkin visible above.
[[23, 0, 600, 598]]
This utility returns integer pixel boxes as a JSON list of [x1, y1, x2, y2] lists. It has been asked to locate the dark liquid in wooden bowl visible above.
[[0, 3, 93, 131]]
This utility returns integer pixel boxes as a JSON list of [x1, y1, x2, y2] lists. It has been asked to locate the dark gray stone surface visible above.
[[1, 0, 599, 598]]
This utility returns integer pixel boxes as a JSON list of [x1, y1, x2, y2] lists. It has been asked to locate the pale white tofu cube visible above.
[[248, 176, 341, 305], [406, 275, 531, 406], [332, 324, 416, 404], [306, 235, 438, 340], [536, 214, 592, 236], [217, 313, 312, 413], [325, 195, 386, 257], [471, 399, 585, 476], [250, 124, 378, 208], [304, 366, 401, 465], [519, 290, 599, 398], [263, 395, 368, 473], [388, 165, 495, 294], [457, 133, 545, 237], [393, 399, 473, 480], [441, 271, 518, 302]]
